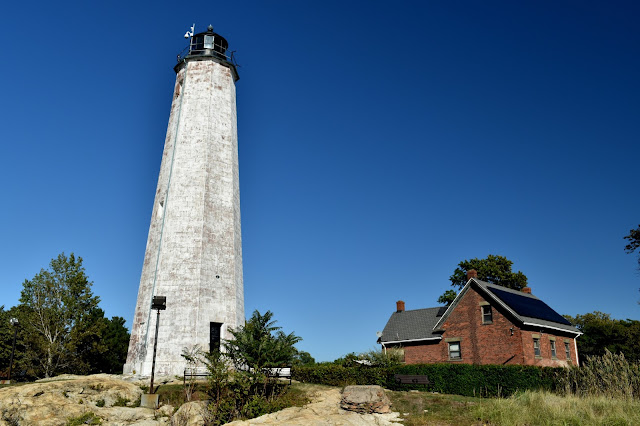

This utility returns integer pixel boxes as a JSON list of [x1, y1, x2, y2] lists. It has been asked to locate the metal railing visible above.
[[176, 42, 239, 67]]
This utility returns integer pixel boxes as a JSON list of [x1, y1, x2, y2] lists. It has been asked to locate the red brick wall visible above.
[[440, 285, 524, 365], [520, 329, 576, 367], [396, 284, 578, 367], [402, 341, 444, 364]]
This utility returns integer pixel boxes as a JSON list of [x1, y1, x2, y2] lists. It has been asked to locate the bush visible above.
[[66, 412, 101, 425], [293, 363, 559, 397], [292, 364, 390, 387], [201, 350, 302, 425], [389, 363, 557, 397]]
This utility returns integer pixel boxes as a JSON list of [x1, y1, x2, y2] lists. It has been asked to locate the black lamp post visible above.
[[8, 318, 19, 383], [149, 296, 166, 394]]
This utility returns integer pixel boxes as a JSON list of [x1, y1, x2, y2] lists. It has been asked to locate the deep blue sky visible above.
[[1, 1, 638, 362]]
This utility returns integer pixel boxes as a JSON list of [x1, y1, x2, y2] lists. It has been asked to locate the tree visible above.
[[438, 254, 528, 305], [624, 225, 640, 302], [98, 316, 130, 374], [0, 305, 28, 380], [18, 253, 101, 377], [224, 310, 302, 372], [78, 314, 130, 374], [292, 349, 315, 366], [361, 348, 403, 367], [624, 225, 640, 267], [565, 311, 640, 363], [437, 290, 457, 306]]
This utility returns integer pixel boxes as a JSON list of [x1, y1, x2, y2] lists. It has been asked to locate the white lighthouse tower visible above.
[[124, 25, 244, 376]]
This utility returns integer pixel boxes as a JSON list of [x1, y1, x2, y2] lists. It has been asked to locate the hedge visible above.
[[292, 364, 560, 397], [291, 364, 389, 387]]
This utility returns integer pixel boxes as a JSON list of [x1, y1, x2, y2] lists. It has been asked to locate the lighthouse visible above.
[[124, 25, 244, 376]]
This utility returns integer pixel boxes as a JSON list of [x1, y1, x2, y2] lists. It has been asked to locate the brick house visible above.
[[378, 270, 581, 367]]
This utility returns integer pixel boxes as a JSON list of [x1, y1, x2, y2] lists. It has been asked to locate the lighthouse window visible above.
[[157, 199, 164, 218], [210, 322, 222, 353], [204, 35, 215, 49]]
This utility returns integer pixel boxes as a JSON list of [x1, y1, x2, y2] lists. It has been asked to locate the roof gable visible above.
[[433, 278, 580, 335]]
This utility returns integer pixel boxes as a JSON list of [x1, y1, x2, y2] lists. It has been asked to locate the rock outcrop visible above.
[[227, 385, 401, 425], [0, 376, 401, 425], [0, 374, 171, 425]]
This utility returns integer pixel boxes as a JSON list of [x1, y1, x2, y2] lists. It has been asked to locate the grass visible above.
[[66, 412, 101, 425], [154, 383, 210, 408], [388, 390, 481, 425], [388, 389, 640, 426], [112, 395, 130, 407], [476, 390, 640, 426]]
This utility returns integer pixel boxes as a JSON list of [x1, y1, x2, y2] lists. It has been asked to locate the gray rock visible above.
[[340, 385, 392, 414], [170, 401, 208, 426]]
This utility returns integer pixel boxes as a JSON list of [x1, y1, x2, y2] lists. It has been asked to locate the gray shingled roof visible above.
[[379, 306, 446, 343]]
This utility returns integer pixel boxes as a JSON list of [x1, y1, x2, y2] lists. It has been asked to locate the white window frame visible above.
[[448, 341, 461, 360], [481, 305, 493, 324]]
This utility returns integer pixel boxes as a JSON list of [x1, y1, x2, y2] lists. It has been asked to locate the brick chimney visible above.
[[522, 287, 532, 294], [467, 269, 478, 281], [396, 300, 405, 312]]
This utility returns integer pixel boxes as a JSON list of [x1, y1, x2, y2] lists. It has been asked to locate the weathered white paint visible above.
[[124, 55, 243, 376]]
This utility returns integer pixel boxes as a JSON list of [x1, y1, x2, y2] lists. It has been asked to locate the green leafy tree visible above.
[[292, 349, 315, 366], [224, 310, 302, 372], [99, 316, 130, 373], [361, 348, 403, 367], [565, 311, 640, 363], [624, 225, 640, 267], [332, 352, 359, 367], [437, 290, 457, 306], [79, 314, 130, 374], [0, 305, 29, 380], [624, 224, 640, 302], [18, 253, 101, 377], [438, 254, 528, 305]]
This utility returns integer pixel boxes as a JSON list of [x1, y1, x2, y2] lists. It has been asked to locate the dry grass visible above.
[[476, 390, 640, 426], [389, 389, 640, 426], [388, 391, 481, 425], [556, 350, 640, 400]]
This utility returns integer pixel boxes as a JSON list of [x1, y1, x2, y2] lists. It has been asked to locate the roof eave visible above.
[[521, 321, 582, 336], [381, 336, 442, 345]]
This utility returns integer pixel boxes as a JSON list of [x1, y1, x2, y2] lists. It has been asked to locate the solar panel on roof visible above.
[[487, 287, 572, 326]]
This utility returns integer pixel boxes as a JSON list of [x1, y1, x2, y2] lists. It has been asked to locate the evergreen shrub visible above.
[[292, 365, 389, 387], [292, 363, 559, 397]]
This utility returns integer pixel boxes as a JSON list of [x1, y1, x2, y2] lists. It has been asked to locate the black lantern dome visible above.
[[187, 24, 229, 60]]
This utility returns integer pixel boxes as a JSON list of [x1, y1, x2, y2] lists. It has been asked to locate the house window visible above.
[[533, 338, 541, 357], [481, 305, 493, 324], [565, 342, 571, 360], [448, 342, 461, 360], [550, 340, 557, 358], [210, 322, 222, 353]]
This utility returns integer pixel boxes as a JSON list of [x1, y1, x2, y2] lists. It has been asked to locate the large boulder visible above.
[[340, 385, 392, 414]]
